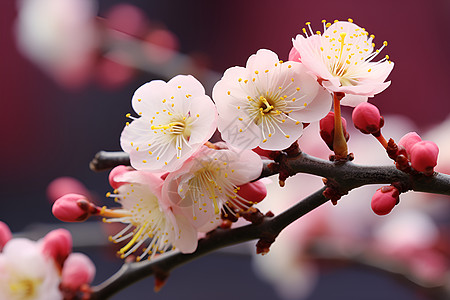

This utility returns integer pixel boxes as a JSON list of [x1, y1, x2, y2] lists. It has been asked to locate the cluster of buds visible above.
[[389, 132, 439, 176], [0, 222, 95, 300]]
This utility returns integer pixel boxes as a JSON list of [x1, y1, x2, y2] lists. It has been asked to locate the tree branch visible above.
[[90, 150, 450, 195], [85, 150, 450, 299]]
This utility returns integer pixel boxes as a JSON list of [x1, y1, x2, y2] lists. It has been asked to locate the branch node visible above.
[[322, 178, 348, 205]]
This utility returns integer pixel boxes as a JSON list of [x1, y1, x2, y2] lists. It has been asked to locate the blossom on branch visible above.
[[163, 145, 263, 229], [105, 168, 199, 260], [213, 49, 331, 150], [291, 19, 394, 106], [121, 75, 217, 172]]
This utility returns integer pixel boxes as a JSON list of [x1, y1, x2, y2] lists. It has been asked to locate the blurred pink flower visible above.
[[0, 239, 62, 300], [47, 176, 91, 204], [15, 0, 99, 88]]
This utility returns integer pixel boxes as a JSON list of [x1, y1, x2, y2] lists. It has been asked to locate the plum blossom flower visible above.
[[0, 239, 62, 300], [163, 145, 263, 228], [291, 19, 394, 106], [105, 169, 199, 260], [213, 49, 331, 150], [121, 75, 217, 172]]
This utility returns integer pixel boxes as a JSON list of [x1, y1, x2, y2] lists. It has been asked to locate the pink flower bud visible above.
[[41, 228, 72, 269], [61, 253, 96, 292], [398, 132, 422, 154], [109, 165, 134, 189], [352, 102, 384, 134], [0, 221, 12, 251], [410, 141, 439, 175], [52, 194, 99, 222], [319, 111, 349, 151], [237, 180, 267, 204], [288, 46, 301, 62], [371, 186, 399, 216]]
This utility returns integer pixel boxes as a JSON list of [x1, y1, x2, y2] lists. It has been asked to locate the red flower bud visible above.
[[237, 180, 267, 204], [371, 186, 399, 216], [398, 132, 422, 155], [410, 141, 439, 175], [0, 221, 12, 251], [352, 102, 384, 134], [41, 228, 73, 269], [52, 194, 99, 222], [61, 253, 96, 292], [319, 111, 349, 151]]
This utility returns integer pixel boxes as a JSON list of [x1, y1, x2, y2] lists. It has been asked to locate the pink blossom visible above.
[[105, 169, 199, 260], [0, 239, 62, 300], [121, 75, 217, 172], [292, 20, 394, 106], [213, 49, 331, 150], [163, 145, 263, 229]]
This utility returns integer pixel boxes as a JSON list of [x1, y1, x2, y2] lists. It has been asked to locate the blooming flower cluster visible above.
[[53, 18, 396, 262], [0, 222, 95, 300]]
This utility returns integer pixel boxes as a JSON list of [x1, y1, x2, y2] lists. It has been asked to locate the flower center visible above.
[[151, 121, 186, 134], [259, 96, 274, 114], [9, 277, 40, 299]]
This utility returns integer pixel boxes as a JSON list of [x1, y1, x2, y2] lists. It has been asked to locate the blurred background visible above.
[[1, 0, 450, 299]]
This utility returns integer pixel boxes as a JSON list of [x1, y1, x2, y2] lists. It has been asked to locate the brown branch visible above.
[[87, 188, 328, 299], [84, 150, 450, 299], [89, 150, 450, 195]]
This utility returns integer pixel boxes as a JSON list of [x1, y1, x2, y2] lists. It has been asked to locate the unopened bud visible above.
[[288, 47, 301, 62], [0, 221, 12, 251], [319, 111, 349, 150], [410, 141, 439, 175], [398, 132, 422, 155], [41, 228, 72, 269], [237, 180, 267, 204], [61, 253, 96, 292], [352, 102, 384, 134], [109, 165, 134, 189], [371, 186, 399, 216], [52, 194, 99, 222]]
